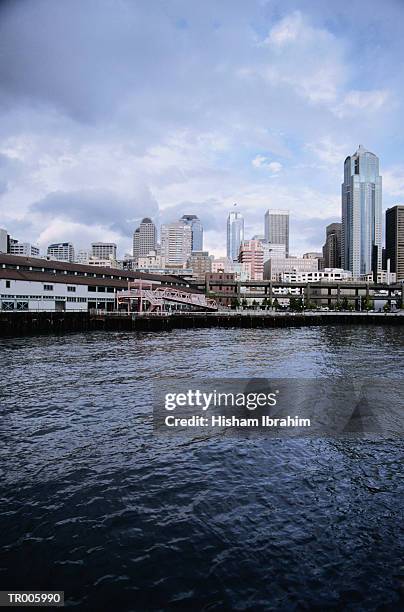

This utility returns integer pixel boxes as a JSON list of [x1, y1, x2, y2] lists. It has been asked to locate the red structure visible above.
[[117, 280, 218, 313]]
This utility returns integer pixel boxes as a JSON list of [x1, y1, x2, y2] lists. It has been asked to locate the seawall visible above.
[[1, 311, 404, 337]]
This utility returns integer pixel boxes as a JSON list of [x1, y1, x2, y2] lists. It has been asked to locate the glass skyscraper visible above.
[[227, 210, 244, 262], [341, 145, 382, 278], [180, 215, 203, 251]]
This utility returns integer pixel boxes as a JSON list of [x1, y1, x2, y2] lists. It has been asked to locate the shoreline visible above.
[[1, 310, 404, 336]]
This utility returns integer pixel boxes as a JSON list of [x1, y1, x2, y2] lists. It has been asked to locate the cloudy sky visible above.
[[1, 0, 404, 258]]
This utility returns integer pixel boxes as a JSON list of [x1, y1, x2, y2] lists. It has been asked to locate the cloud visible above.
[[261, 11, 347, 105], [0, 0, 403, 259], [383, 167, 404, 199], [333, 89, 391, 118], [252, 156, 282, 173]]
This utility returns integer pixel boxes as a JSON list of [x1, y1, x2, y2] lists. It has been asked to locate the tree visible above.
[[241, 298, 248, 310], [230, 297, 240, 310], [252, 299, 258, 310], [362, 296, 373, 311], [273, 297, 280, 310], [289, 297, 303, 312], [341, 297, 349, 311], [383, 301, 391, 313]]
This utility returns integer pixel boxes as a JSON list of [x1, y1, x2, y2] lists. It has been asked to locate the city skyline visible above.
[[1, 1, 404, 258]]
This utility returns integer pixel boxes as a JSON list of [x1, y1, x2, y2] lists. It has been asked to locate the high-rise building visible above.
[[0, 228, 8, 253], [262, 242, 286, 262], [227, 209, 244, 262], [9, 241, 40, 257], [187, 251, 212, 278], [386, 205, 404, 281], [160, 221, 192, 266], [322, 223, 342, 269], [91, 242, 117, 260], [264, 210, 289, 256], [341, 145, 382, 278], [47, 242, 75, 262], [238, 239, 264, 280], [133, 218, 157, 258], [181, 215, 203, 251]]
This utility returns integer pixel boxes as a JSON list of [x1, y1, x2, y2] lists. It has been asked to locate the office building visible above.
[[47, 242, 75, 262], [133, 218, 157, 258], [137, 251, 166, 270], [281, 268, 352, 283], [227, 210, 244, 262], [264, 257, 318, 281], [188, 251, 212, 279], [262, 242, 286, 262], [264, 210, 289, 256], [9, 241, 40, 257], [0, 228, 8, 253], [181, 215, 203, 251], [91, 242, 117, 260], [386, 205, 404, 281], [341, 145, 382, 277], [239, 239, 264, 280], [160, 221, 192, 266], [322, 223, 342, 269]]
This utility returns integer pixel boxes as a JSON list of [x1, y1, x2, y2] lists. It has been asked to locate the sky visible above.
[[1, 0, 404, 258]]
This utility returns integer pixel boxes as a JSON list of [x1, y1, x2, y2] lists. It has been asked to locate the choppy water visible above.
[[0, 326, 403, 611]]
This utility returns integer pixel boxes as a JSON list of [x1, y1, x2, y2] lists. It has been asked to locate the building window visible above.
[[5, 281, 10, 288], [67, 286, 76, 292], [88, 286, 96, 292], [44, 284, 54, 291]]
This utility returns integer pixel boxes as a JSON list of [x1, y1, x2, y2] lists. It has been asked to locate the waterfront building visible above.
[[160, 221, 192, 266], [322, 223, 342, 269], [205, 272, 237, 306], [264, 257, 318, 281], [188, 251, 212, 279], [9, 240, 40, 257], [0, 253, 187, 312], [264, 210, 289, 256], [227, 210, 244, 262], [91, 242, 117, 260], [47, 242, 75, 262], [133, 218, 157, 258], [181, 215, 203, 251], [341, 145, 382, 278], [238, 239, 264, 280], [386, 205, 404, 281]]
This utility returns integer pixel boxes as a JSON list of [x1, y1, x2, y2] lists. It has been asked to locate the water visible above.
[[0, 326, 403, 611]]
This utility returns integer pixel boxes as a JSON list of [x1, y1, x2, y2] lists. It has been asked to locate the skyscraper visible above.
[[133, 218, 157, 258], [386, 205, 404, 281], [322, 223, 342, 269], [160, 221, 192, 266], [181, 215, 203, 251], [264, 210, 289, 256], [341, 145, 382, 278], [227, 209, 244, 262]]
